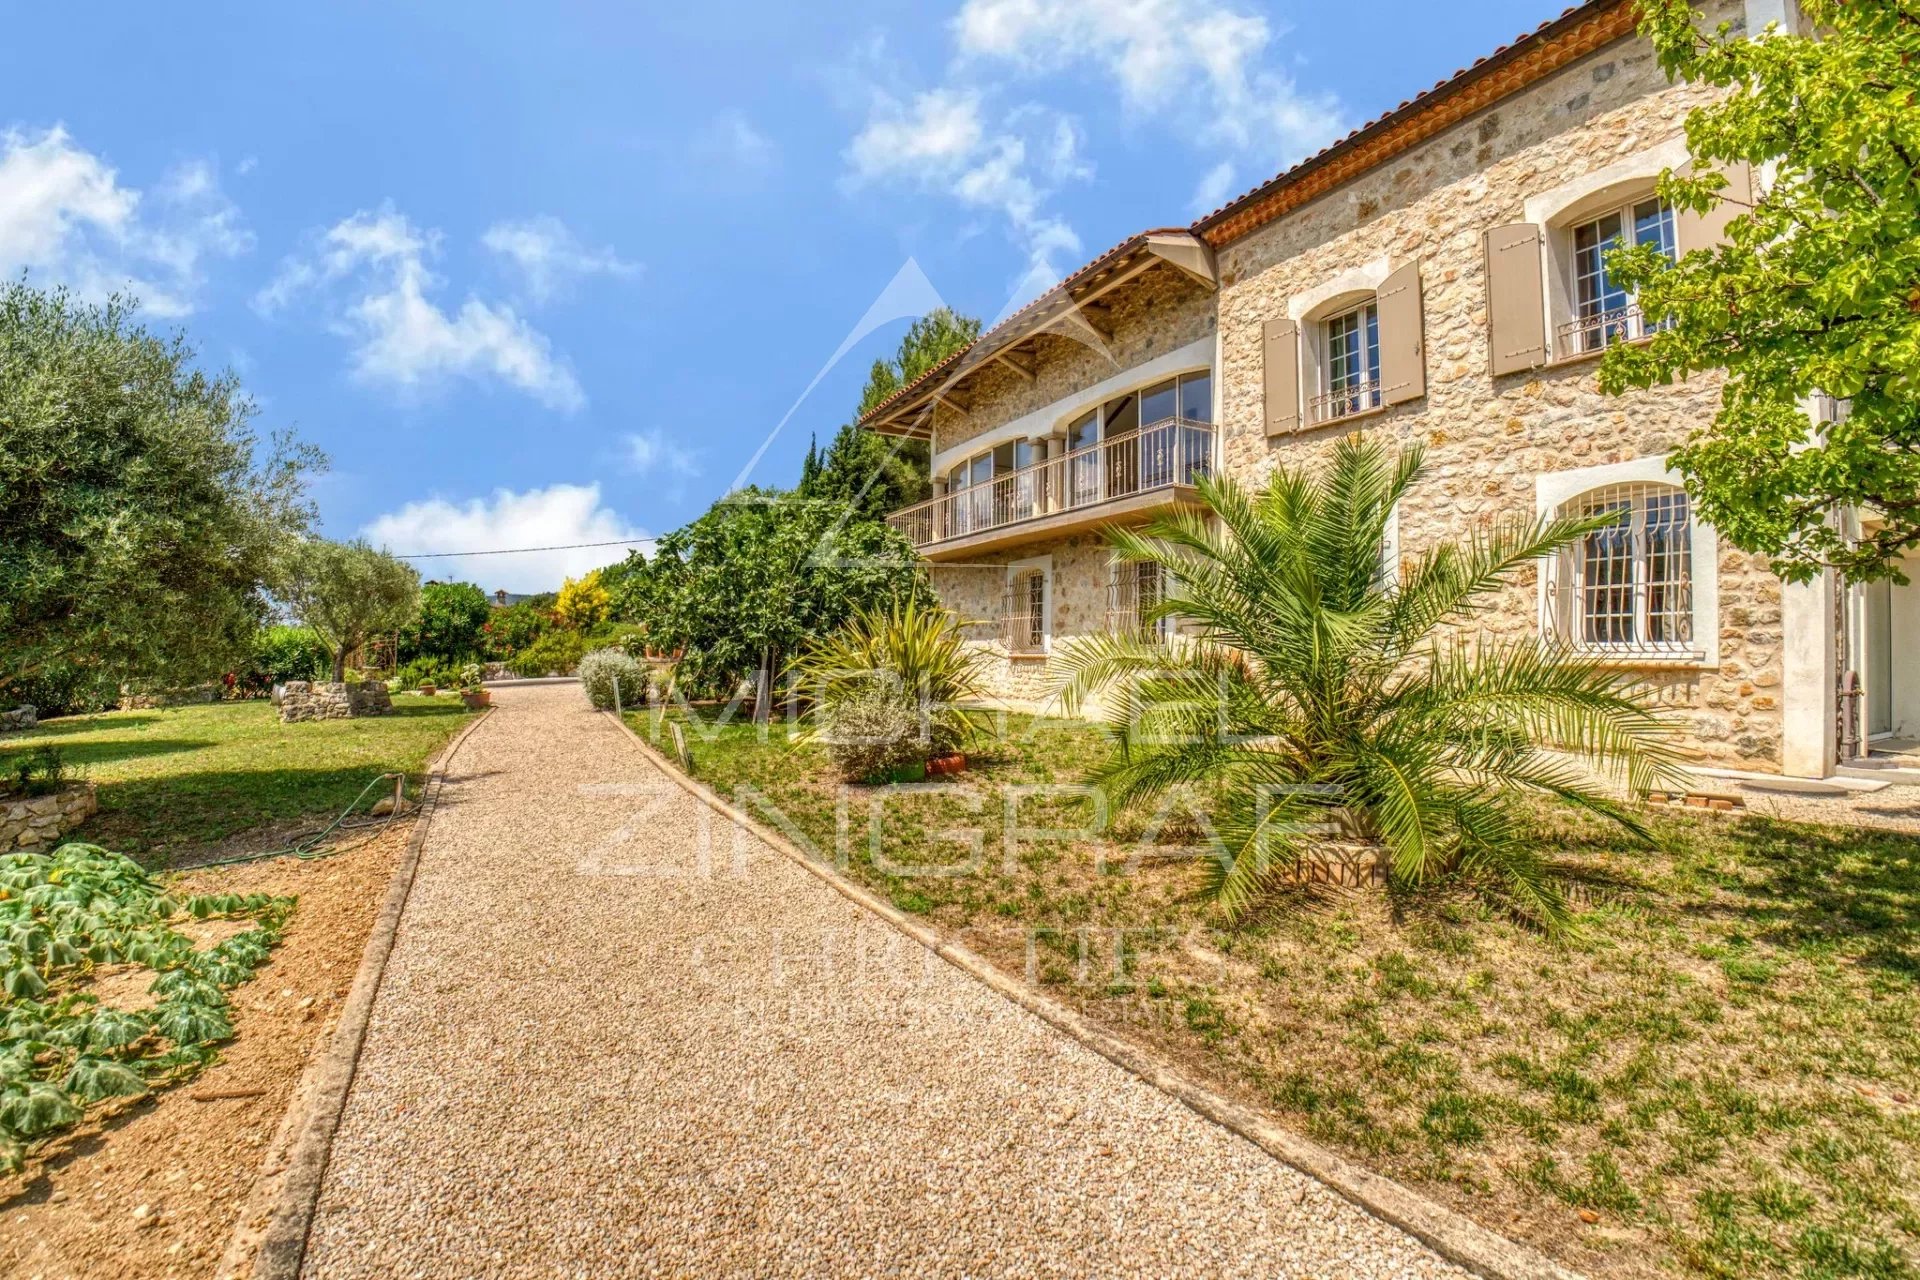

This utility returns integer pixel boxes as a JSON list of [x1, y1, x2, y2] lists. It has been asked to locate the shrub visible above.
[[578, 648, 646, 710], [8, 745, 73, 797], [482, 601, 549, 660], [793, 599, 990, 755], [2, 663, 117, 719], [554, 569, 611, 630], [509, 629, 589, 677], [395, 656, 458, 690], [820, 685, 927, 783], [246, 626, 330, 690], [398, 581, 492, 664]]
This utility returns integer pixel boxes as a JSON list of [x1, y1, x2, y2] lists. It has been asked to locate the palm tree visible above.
[[1051, 435, 1683, 929]]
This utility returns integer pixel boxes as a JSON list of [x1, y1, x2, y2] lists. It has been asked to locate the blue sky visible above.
[[4, 0, 1549, 591]]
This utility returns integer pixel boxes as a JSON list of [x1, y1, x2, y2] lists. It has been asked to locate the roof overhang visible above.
[[860, 230, 1217, 440]]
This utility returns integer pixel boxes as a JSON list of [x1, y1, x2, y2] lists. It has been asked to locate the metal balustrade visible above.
[[887, 417, 1216, 549], [1557, 305, 1668, 358]]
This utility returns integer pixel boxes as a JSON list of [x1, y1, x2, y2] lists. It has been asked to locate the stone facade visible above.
[[276, 680, 394, 723], [1207, 0, 1779, 770], [0, 705, 35, 734], [891, 2, 1801, 772], [1, 783, 98, 852]]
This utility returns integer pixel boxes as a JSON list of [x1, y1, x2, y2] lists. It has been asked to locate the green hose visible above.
[[192, 771, 411, 869]]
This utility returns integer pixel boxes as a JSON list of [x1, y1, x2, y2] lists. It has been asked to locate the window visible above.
[[1309, 301, 1381, 423], [1004, 567, 1049, 654], [1549, 483, 1697, 656], [1108, 561, 1172, 643], [1564, 198, 1674, 356]]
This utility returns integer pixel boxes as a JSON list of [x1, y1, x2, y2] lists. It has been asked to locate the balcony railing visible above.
[[1308, 379, 1383, 424], [888, 417, 1216, 549], [1557, 305, 1669, 359]]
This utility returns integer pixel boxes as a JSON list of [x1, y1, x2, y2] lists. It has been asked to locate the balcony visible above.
[[888, 417, 1216, 559]]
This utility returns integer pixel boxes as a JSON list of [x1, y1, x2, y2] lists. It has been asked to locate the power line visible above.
[[390, 538, 650, 559]]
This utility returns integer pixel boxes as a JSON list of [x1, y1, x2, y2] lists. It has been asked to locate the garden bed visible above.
[[0, 822, 412, 1278], [631, 706, 1920, 1280]]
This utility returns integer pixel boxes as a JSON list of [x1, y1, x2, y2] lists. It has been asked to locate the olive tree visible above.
[[0, 283, 320, 700], [278, 540, 421, 682]]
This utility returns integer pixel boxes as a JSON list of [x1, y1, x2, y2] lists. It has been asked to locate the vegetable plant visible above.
[[0, 843, 293, 1170]]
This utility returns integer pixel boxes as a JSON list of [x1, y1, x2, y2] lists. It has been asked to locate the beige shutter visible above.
[[1262, 318, 1300, 436], [1377, 261, 1425, 406], [1485, 223, 1547, 376], [1675, 160, 1754, 255]]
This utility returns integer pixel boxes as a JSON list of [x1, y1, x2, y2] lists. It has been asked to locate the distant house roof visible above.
[[859, 0, 1637, 438]]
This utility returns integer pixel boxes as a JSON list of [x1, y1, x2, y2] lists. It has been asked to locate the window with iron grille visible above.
[[1107, 561, 1171, 642], [1548, 483, 1697, 656], [1003, 568, 1047, 654], [1564, 198, 1675, 355]]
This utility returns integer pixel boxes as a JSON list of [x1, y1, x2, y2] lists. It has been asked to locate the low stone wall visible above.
[[0, 705, 36, 734], [2, 782, 98, 852], [276, 681, 394, 723]]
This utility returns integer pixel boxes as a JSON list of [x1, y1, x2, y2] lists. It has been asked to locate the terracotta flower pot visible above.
[[926, 753, 968, 776], [419, 683, 437, 697], [461, 689, 491, 709]]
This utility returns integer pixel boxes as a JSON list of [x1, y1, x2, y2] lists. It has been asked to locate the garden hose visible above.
[[191, 771, 412, 869]]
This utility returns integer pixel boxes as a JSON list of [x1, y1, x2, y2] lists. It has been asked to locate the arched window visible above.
[[1547, 482, 1697, 656]]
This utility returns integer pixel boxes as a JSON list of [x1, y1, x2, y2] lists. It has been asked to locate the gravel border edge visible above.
[[245, 706, 497, 1280], [605, 710, 1585, 1280]]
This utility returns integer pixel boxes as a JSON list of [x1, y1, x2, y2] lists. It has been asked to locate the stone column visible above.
[[1780, 569, 1838, 778]]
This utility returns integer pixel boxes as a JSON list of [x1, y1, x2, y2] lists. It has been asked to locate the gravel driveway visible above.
[[302, 683, 1468, 1278]]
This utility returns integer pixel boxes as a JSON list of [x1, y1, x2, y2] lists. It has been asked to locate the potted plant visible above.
[[418, 681, 437, 697], [458, 663, 490, 709]]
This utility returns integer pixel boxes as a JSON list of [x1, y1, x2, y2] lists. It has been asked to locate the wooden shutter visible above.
[[1675, 160, 1754, 255], [1262, 318, 1300, 436], [1377, 261, 1425, 406], [1484, 223, 1547, 376]]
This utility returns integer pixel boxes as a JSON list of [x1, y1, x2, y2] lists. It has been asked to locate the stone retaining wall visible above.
[[0, 705, 36, 734], [276, 681, 394, 723], [2, 783, 98, 852]]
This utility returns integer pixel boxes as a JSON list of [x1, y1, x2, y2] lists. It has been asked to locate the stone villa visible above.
[[859, 0, 1915, 782]]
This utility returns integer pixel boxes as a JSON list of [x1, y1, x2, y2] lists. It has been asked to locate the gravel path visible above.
[[302, 683, 1468, 1278]]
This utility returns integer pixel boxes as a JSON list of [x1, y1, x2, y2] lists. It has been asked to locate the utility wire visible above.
[[390, 538, 650, 559]]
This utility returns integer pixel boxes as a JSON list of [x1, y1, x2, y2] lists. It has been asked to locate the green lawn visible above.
[[1, 697, 476, 861], [635, 706, 1920, 1280]]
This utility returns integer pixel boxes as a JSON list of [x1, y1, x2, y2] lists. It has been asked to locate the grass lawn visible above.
[[1, 697, 477, 862], [635, 706, 1920, 1280]]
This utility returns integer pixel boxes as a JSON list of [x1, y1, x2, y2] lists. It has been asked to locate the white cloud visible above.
[[258, 203, 585, 411], [695, 110, 779, 176], [362, 483, 651, 595], [0, 125, 251, 316], [1191, 159, 1238, 216], [621, 429, 699, 479], [481, 215, 637, 304], [841, 0, 1343, 298], [951, 0, 1343, 163], [847, 88, 1085, 300]]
